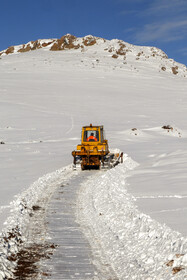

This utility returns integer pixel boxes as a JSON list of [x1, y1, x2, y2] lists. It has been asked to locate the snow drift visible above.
[[77, 157, 187, 279]]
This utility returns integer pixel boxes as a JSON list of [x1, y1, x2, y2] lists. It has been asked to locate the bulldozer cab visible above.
[[82, 124, 105, 144]]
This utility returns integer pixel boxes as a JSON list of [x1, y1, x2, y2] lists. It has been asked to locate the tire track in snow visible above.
[[65, 115, 74, 135]]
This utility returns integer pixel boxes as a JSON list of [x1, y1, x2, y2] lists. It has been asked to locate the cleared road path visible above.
[[44, 171, 99, 280]]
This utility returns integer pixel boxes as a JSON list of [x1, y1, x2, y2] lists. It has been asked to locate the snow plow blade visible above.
[[72, 124, 123, 170]]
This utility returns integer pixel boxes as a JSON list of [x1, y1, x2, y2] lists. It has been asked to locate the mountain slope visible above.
[[0, 33, 187, 279], [1, 34, 187, 77]]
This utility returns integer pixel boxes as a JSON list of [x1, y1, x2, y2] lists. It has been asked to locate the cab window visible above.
[[100, 128, 104, 143], [84, 130, 99, 142]]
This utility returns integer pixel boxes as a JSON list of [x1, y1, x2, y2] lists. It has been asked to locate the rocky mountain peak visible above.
[[0, 34, 186, 77]]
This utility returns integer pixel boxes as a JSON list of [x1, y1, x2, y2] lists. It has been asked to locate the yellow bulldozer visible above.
[[72, 124, 123, 170]]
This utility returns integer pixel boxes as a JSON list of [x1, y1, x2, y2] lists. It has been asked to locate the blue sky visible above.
[[1, 0, 187, 65]]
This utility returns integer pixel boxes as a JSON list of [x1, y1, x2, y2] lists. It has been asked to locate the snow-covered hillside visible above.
[[0, 34, 187, 279], [1, 34, 187, 77]]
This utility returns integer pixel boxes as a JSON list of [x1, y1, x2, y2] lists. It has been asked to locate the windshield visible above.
[[84, 130, 99, 142]]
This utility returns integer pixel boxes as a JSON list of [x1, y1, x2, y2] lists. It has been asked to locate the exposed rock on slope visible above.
[[0, 34, 187, 77]]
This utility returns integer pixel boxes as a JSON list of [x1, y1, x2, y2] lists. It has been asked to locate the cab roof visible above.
[[83, 124, 103, 129]]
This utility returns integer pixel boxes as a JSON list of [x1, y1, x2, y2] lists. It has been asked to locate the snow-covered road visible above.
[[0, 158, 186, 279], [43, 171, 116, 280]]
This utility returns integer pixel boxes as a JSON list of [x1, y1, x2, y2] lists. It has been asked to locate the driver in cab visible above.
[[87, 132, 97, 142]]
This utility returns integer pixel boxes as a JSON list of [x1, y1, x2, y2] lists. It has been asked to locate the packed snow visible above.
[[77, 157, 187, 279], [0, 165, 74, 279], [0, 35, 187, 278]]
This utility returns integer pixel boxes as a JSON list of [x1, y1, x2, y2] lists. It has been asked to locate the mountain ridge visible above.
[[0, 34, 187, 77]]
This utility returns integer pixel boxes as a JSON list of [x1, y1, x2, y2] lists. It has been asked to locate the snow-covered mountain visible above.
[[1, 34, 187, 77], [0, 34, 187, 279]]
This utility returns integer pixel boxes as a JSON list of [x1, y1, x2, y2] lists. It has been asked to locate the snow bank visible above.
[[77, 156, 187, 279], [0, 165, 74, 279]]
